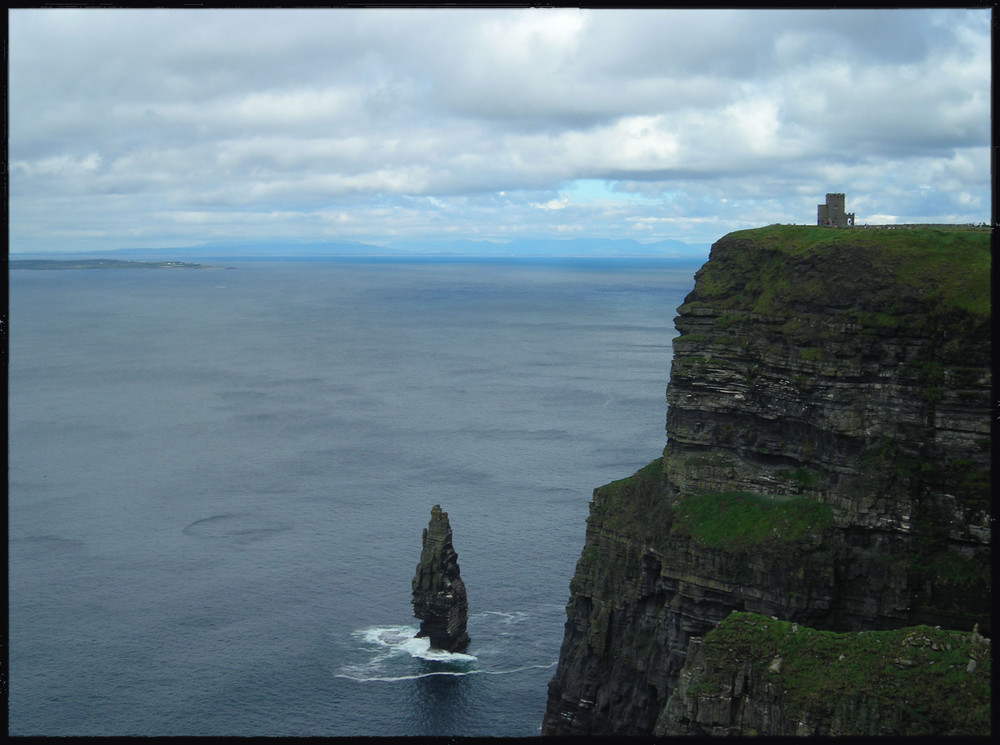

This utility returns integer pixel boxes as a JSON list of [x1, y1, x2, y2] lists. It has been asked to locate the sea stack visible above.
[[411, 505, 470, 653]]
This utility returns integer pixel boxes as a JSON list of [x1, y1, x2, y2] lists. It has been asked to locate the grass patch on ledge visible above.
[[670, 491, 833, 551], [697, 611, 991, 735], [588, 461, 834, 554]]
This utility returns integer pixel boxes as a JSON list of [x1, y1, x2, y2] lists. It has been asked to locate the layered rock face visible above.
[[412, 505, 470, 653], [542, 226, 991, 736]]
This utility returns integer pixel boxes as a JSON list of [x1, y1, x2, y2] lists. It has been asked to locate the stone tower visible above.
[[817, 193, 855, 227]]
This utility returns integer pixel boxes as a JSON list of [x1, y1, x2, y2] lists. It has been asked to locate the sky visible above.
[[7, 6, 993, 255]]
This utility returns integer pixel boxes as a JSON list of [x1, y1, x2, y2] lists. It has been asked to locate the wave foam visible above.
[[335, 662, 556, 684], [335, 670, 474, 683], [336, 624, 561, 684], [476, 610, 529, 626], [356, 625, 477, 662]]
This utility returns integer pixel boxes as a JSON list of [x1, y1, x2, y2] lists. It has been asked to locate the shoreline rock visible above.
[[412, 505, 470, 653]]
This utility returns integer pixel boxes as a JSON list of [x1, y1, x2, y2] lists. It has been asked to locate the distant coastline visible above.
[[10, 259, 228, 270]]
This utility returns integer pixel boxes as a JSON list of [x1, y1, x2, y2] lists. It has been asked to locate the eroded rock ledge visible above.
[[412, 505, 470, 653], [661, 612, 991, 736]]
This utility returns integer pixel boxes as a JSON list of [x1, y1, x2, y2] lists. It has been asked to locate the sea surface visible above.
[[7, 256, 700, 736]]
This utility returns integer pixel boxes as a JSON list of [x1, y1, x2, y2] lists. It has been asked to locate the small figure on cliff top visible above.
[[411, 504, 470, 652]]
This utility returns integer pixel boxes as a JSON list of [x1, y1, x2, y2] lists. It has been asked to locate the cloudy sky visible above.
[[8, 6, 992, 255]]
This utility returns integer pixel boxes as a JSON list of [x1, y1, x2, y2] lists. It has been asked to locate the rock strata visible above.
[[412, 505, 470, 652], [542, 226, 991, 736]]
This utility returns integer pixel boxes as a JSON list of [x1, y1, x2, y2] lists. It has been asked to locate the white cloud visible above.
[[11, 153, 102, 179], [532, 198, 571, 211], [7, 7, 992, 253]]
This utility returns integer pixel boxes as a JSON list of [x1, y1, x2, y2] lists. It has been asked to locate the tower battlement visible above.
[[818, 193, 855, 227]]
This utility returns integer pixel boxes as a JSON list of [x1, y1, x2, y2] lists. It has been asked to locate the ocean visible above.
[[7, 256, 700, 736]]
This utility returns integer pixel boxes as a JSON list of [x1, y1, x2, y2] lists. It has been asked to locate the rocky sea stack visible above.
[[542, 225, 991, 736], [412, 505, 470, 653]]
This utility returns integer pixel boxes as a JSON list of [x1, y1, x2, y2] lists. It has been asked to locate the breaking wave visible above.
[[361, 625, 478, 663], [334, 623, 556, 683]]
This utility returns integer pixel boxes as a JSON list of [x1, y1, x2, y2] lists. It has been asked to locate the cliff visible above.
[[542, 225, 991, 736], [412, 505, 470, 652], [662, 612, 991, 735]]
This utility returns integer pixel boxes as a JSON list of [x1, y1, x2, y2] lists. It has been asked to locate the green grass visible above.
[[696, 611, 991, 735], [686, 225, 991, 320], [670, 491, 833, 550], [589, 462, 835, 556]]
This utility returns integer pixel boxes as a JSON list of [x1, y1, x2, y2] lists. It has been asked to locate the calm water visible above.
[[8, 256, 699, 736]]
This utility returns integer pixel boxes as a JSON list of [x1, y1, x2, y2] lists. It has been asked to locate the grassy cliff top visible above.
[[694, 610, 991, 735], [727, 223, 990, 253], [684, 224, 991, 318]]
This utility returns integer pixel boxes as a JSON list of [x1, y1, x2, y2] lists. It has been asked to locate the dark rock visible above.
[[542, 226, 991, 736], [412, 505, 470, 652]]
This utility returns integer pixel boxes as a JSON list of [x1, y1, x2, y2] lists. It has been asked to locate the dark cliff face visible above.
[[412, 504, 470, 653], [542, 226, 991, 736], [664, 227, 990, 543]]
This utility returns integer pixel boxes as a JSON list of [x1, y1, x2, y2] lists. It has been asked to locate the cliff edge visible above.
[[542, 225, 991, 736]]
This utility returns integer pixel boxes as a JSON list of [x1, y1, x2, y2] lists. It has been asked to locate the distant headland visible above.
[[10, 259, 228, 270]]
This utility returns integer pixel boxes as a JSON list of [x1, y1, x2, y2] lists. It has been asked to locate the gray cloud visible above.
[[8, 7, 991, 253]]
